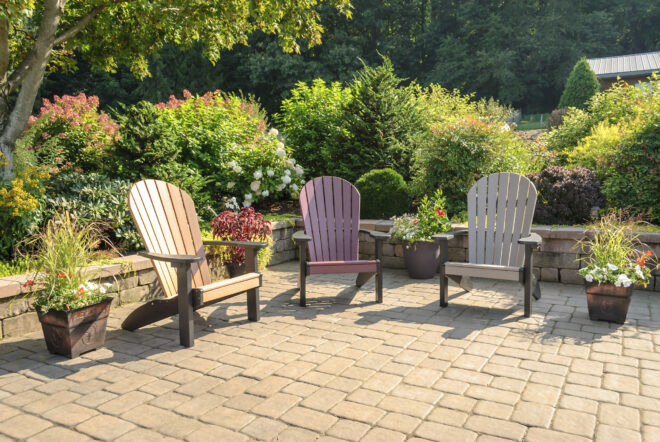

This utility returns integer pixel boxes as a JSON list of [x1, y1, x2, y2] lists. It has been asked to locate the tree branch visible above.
[[0, 19, 8, 86], [53, 6, 103, 47]]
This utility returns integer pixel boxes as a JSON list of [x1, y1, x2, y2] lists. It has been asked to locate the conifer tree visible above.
[[558, 58, 601, 109]]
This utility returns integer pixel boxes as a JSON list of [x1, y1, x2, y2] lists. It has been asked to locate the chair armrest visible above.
[[203, 240, 269, 250], [433, 230, 468, 242], [359, 229, 391, 240], [139, 251, 203, 265], [292, 231, 312, 244], [518, 233, 542, 248]]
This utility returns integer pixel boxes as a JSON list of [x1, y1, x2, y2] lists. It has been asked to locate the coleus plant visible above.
[[210, 207, 272, 263]]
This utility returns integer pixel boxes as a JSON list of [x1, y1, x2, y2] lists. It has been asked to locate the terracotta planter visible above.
[[36, 298, 112, 358], [403, 240, 440, 279], [585, 282, 632, 324]]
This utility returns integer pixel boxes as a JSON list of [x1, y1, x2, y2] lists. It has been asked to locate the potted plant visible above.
[[390, 190, 451, 279], [210, 205, 273, 277], [577, 214, 657, 323], [24, 213, 114, 358]]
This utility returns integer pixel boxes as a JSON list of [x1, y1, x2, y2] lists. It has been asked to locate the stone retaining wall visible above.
[[0, 221, 296, 340], [355, 220, 660, 292]]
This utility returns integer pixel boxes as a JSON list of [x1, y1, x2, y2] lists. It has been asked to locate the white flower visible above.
[[224, 197, 239, 210], [290, 184, 299, 192], [499, 123, 510, 132], [276, 184, 285, 191], [275, 147, 286, 158], [242, 200, 252, 208], [227, 160, 237, 169], [635, 265, 646, 280], [233, 165, 242, 173], [585, 273, 594, 282], [267, 169, 275, 177], [261, 190, 269, 197], [268, 128, 279, 137], [294, 166, 304, 176], [244, 193, 252, 201], [286, 158, 296, 167], [85, 282, 98, 291], [281, 175, 292, 184], [227, 181, 235, 189], [607, 263, 619, 271], [253, 170, 263, 180], [284, 169, 291, 176], [615, 274, 632, 288], [250, 180, 261, 192]]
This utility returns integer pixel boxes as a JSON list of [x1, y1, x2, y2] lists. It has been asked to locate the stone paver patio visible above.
[[0, 261, 659, 441]]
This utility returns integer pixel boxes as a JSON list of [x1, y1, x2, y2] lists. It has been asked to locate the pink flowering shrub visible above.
[[18, 93, 119, 173]]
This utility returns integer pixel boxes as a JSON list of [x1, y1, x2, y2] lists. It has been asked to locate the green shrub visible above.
[[412, 116, 535, 214], [157, 90, 305, 213], [109, 101, 205, 210], [16, 94, 118, 173], [420, 85, 515, 126], [331, 58, 427, 182], [527, 166, 605, 225], [276, 79, 352, 179], [45, 173, 142, 251], [601, 114, 660, 222], [566, 121, 626, 174], [355, 168, 411, 219], [558, 58, 600, 110]]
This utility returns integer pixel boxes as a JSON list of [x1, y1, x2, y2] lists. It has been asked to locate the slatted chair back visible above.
[[299, 176, 361, 263], [467, 172, 537, 267], [128, 180, 212, 298]]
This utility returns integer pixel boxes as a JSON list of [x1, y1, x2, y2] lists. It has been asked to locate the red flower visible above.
[[414, 220, 419, 225], [23, 280, 35, 288], [57, 272, 67, 278], [436, 209, 446, 217], [78, 287, 85, 293], [646, 250, 652, 256]]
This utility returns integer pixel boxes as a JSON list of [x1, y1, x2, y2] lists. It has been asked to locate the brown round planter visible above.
[[403, 240, 440, 279], [36, 298, 112, 359], [585, 282, 632, 324]]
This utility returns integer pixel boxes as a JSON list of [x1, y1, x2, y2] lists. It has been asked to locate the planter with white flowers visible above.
[[577, 215, 657, 324]]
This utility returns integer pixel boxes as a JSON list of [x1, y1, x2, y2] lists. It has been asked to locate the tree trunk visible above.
[[0, 0, 64, 180]]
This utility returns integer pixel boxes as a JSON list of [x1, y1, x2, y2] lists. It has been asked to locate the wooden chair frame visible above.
[[121, 180, 268, 347], [433, 173, 542, 317]]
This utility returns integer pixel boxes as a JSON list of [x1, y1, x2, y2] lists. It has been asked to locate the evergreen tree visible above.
[[558, 58, 601, 109], [330, 58, 426, 182]]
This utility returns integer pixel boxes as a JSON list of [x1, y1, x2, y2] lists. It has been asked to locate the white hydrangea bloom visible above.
[[261, 190, 269, 197], [250, 181, 261, 192], [607, 263, 619, 271], [228, 160, 237, 169], [227, 181, 235, 189], [267, 169, 275, 177], [286, 158, 296, 167], [284, 169, 291, 176], [233, 165, 242, 173], [268, 128, 279, 137], [290, 183, 299, 192], [253, 170, 263, 180], [242, 200, 252, 208], [275, 147, 286, 158], [276, 184, 285, 191], [244, 193, 253, 200], [294, 166, 304, 176], [281, 175, 292, 184]]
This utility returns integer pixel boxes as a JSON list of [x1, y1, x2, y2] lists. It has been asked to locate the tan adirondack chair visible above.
[[122, 179, 268, 347], [434, 173, 542, 317]]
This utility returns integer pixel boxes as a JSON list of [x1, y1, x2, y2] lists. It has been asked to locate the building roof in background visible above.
[[587, 51, 660, 79]]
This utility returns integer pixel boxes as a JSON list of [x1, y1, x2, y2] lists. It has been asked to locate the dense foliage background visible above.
[[38, 1, 660, 114]]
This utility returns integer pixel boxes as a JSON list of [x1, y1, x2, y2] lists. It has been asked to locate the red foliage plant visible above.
[[210, 207, 271, 263]]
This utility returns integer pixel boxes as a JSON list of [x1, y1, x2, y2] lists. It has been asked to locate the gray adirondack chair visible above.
[[434, 173, 542, 317], [122, 179, 268, 347], [292, 176, 390, 306]]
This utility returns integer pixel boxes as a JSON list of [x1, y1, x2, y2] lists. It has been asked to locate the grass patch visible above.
[[263, 213, 299, 222], [516, 113, 550, 131]]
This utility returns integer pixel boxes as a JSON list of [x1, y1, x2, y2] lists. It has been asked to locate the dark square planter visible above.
[[585, 283, 632, 324]]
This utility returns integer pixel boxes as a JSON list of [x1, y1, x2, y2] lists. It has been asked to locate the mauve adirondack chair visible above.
[[122, 179, 268, 347], [292, 176, 390, 306], [434, 173, 542, 317]]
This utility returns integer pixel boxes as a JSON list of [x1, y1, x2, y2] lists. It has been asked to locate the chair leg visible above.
[[299, 271, 307, 307], [440, 274, 449, 307], [176, 263, 194, 348], [375, 261, 383, 303], [247, 288, 260, 321], [533, 274, 542, 300]]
